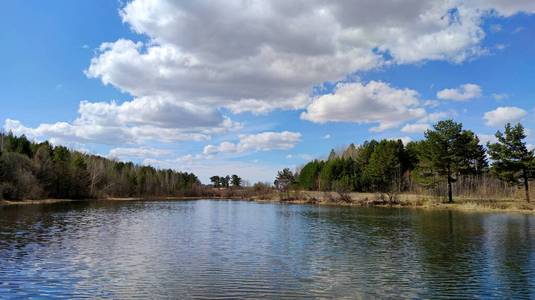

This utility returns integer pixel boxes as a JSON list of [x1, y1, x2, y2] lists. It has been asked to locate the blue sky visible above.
[[2, 1, 535, 183]]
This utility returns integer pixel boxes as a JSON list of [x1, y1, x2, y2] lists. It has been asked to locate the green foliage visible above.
[[0, 132, 200, 200], [488, 123, 535, 202], [332, 175, 353, 202], [327, 158, 358, 191], [363, 140, 403, 195], [231, 174, 242, 187], [296, 139, 408, 194], [221, 175, 230, 188], [210, 174, 242, 188], [298, 160, 323, 190], [355, 140, 378, 167], [274, 168, 296, 191], [416, 120, 487, 203], [292, 121, 488, 203], [0, 152, 42, 199], [210, 176, 221, 187]]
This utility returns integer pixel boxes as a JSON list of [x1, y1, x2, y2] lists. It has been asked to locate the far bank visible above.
[[3, 191, 534, 215]]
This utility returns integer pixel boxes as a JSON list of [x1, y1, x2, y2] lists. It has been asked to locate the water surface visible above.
[[1, 200, 534, 298]]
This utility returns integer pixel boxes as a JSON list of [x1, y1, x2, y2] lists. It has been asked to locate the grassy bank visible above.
[[2, 192, 535, 214], [0, 199, 80, 206], [250, 191, 535, 214]]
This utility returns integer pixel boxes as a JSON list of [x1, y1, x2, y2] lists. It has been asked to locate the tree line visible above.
[[210, 175, 242, 188], [0, 132, 200, 200], [276, 120, 535, 203]]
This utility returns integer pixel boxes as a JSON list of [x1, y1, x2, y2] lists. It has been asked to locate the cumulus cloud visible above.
[[401, 123, 431, 134], [483, 106, 527, 127], [478, 134, 498, 145], [390, 136, 413, 145], [471, 0, 535, 16], [418, 111, 455, 123], [84, 0, 535, 116], [108, 147, 172, 159], [203, 131, 302, 155], [437, 83, 482, 101], [301, 81, 426, 132], [144, 156, 286, 183], [4, 97, 240, 145], [7, 0, 535, 159]]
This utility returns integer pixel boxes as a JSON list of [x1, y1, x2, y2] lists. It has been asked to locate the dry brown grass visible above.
[[271, 190, 535, 213]]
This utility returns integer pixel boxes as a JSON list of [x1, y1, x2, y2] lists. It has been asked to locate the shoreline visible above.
[[251, 198, 535, 215], [2, 193, 534, 215]]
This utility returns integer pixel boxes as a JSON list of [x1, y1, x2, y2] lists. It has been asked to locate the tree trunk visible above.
[[447, 169, 453, 203], [523, 169, 530, 203]]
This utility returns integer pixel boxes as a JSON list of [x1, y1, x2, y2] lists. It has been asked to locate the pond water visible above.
[[0, 200, 534, 299]]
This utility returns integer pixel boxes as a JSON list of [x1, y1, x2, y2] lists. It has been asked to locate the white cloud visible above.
[[478, 134, 498, 145], [419, 111, 454, 123], [483, 106, 527, 127], [471, 0, 535, 17], [144, 156, 285, 184], [323, 134, 331, 139], [203, 131, 302, 155], [301, 81, 426, 132], [389, 136, 413, 145], [437, 83, 482, 101], [423, 100, 441, 108], [287, 153, 314, 160], [401, 123, 431, 134], [77, 97, 223, 129], [84, 0, 535, 116], [3, 97, 241, 145], [108, 147, 172, 159]]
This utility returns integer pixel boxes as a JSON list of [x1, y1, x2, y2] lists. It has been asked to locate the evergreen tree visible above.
[[231, 174, 242, 187], [210, 176, 221, 188], [364, 140, 403, 199], [0, 132, 201, 200], [220, 175, 230, 188], [298, 160, 322, 190], [342, 143, 358, 159], [274, 168, 295, 191], [487, 123, 535, 202], [418, 120, 487, 203], [328, 149, 337, 160]]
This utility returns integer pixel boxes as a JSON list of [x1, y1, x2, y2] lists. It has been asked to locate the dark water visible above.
[[0, 200, 534, 299]]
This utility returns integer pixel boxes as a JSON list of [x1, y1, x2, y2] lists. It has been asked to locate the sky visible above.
[[1, 0, 535, 183]]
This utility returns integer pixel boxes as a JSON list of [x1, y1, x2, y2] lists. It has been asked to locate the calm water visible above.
[[0, 200, 534, 299]]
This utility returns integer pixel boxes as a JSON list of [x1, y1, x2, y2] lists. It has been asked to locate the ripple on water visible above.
[[0, 200, 534, 299]]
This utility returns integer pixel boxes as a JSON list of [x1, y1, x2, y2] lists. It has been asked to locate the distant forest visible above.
[[2, 119, 534, 203], [276, 120, 535, 203], [0, 132, 200, 200]]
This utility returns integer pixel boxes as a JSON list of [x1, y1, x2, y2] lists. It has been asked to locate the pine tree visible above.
[[418, 120, 487, 203], [210, 176, 221, 188], [298, 160, 322, 190], [274, 168, 295, 191], [328, 149, 337, 160], [487, 123, 535, 202], [364, 140, 403, 200], [231, 174, 242, 187]]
